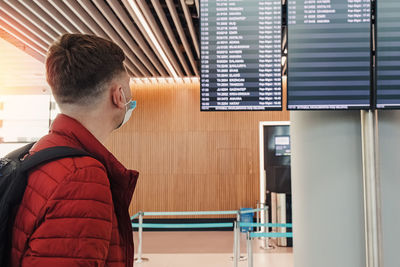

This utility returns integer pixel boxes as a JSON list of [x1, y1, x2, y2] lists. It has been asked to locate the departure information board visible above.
[[287, 0, 371, 110], [377, 0, 400, 109], [200, 0, 282, 111]]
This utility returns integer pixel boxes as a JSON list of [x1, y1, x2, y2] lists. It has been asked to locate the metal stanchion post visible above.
[[361, 110, 383, 267], [231, 212, 246, 262], [134, 212, 149, 263], [233, 221, 238, 267], [247, 232, 253, 267], [237, 212, 241, 260], [237, 211, 247, 261], [256, 203, 260, 233], [259, 203, 266, 239], [260, 205, 272, 249]]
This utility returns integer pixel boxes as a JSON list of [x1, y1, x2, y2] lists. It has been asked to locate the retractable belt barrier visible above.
[[130, 206, 292, 267], [142, 210, 239, 216], [132, 222, 234, 229], [238, 207, 267, 214], [131, 212, 141, 220], [250, 232, 293, 238], [131, 207, 265, 219], [131, 209, 240, 264], [239, 222, 292, 228]]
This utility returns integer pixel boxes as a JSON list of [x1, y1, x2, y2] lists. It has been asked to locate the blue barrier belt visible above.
[[239, 222, 293, 228], [239, 207, 268, 214], [132, 222, 234, 228], [143, 211, 238, 216], [250, 232, 293, 238], [131, 207, 268, 220], [130, 212, 141, 220]]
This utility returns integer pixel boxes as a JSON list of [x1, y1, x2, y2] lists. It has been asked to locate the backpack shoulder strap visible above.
[[20, 146, 93, 172], [5, 142, 35, 161]]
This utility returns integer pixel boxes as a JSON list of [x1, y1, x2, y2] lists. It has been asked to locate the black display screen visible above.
[[287, 0, 371, 110], [376, 0, 400, 109], [200, 0, 282, 111]]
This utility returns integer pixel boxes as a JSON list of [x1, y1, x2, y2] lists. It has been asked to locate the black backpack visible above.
[[0, 143, 92, 266]]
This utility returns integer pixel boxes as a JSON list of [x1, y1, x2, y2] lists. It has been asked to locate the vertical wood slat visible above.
[[106, 81, 289, 218]]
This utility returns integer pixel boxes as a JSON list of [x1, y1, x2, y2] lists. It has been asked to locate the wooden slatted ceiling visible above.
[[0, 0, 200, 78], [105, 79, 289, 218]]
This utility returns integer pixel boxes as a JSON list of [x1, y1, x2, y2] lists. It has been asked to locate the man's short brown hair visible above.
[[46, 34, 126, 105]]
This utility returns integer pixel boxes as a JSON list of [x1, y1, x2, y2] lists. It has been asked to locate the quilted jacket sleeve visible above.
[[21, 163, 114, 267]]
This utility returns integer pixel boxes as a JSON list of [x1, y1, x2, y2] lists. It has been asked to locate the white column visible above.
[[291, 111, 366, 267], [378, 110, 400, 267]]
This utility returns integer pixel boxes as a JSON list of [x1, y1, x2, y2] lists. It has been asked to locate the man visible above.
[[10, 34, 139, 266]]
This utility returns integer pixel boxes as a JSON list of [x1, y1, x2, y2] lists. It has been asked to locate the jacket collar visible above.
[[49, 114, 139, 206]]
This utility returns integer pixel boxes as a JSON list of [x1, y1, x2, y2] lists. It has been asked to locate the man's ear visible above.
[[111, 86, 125, 109]]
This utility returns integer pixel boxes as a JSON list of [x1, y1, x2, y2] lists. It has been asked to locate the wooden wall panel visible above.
[[105, 80, 289, 218]]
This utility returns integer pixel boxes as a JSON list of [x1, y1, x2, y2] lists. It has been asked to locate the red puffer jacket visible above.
[[10, 114, 139, 267]]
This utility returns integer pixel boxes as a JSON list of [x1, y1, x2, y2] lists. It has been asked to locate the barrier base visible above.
[[260, 245, 274, 250], [134, 257, 149, 263], [229, 255, 247, 261], [259, 238, 276, 250]]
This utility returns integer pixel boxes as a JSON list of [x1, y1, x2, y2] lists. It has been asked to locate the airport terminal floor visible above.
[[133, 232, 293, 267]]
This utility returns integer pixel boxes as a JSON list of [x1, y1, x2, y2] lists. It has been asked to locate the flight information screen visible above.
[[287, 0, 371, 110], [376, 0, 400, 109], [200, 0, 282, 111]]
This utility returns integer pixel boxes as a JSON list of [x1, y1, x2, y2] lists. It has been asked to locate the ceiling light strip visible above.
[[0, 23, 46, 58], [77, 0, 148, 77], [19, 0, 65, 36], [134, 0, 183, 77], [122, 0, 172, 77], [50, 0, 93, 34], [63, 0, 109, 36], [165, 0, 199, 76], [34, 0, 79, 33], [195, 0, 199, 17], [0, 11, 48, 51], [180, 0, 200, 58], [7, 0, 58, 40], [108, 1, 168, 77], [131, 77, 199, 84], [92, 0, 158, 76], [127, 0, 178, 78], [0, 2, 52, 45], [151, 0, 192, 76]]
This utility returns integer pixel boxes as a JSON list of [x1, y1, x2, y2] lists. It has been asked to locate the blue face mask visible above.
[[120, 90, 136, 127]]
